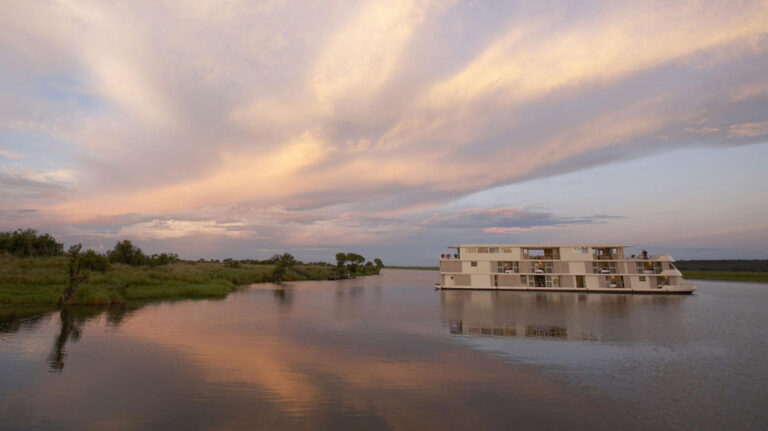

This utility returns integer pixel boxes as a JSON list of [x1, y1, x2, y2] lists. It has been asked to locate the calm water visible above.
[[1, 269, 767, 430]]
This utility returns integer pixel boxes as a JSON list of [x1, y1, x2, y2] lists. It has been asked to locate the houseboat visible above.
[[437, 244, 695, 294]]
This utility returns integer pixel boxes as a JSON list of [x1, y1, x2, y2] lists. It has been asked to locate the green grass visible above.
[[0, 255, 342, 305], [683, 271, 768, 283]]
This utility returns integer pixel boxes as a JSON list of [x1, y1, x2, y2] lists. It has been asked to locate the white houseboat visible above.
[[437, 244, 695, 294]]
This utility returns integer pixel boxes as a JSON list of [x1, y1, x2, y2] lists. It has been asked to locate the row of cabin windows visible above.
[[464, 261, 670, 277], [508, 275, 661, 288], [463, 247, 614, 257], [464, 247, 514, 254], [466, 261, 668, 274], [520, 275, 561, 288], [480, 274, 670, 288]]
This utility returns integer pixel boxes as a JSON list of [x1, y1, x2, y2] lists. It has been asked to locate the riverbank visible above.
[[683, 271, 768, 283], [0, 255, 351, 305]]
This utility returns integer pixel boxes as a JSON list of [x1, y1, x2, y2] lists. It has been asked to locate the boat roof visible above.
[[447, 244, 632, 248]]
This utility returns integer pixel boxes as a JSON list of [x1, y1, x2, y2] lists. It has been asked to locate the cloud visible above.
[[115, 220, 248, 240], [0, 148, 22, 159], [0, 0, 767, 257], [310, 0, 441, 111], [483, 226, 558, 234], [729, 120, 768, 137], [420, 207, 623, 232]]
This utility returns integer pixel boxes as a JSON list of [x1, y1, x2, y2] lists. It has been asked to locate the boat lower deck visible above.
[[435, 284, 696, 294]]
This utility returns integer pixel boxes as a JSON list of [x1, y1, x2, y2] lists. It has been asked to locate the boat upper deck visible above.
[[439, 244, 673, 262]]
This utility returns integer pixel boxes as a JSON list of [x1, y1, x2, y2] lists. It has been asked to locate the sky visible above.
[[1, 0, 767, 265]]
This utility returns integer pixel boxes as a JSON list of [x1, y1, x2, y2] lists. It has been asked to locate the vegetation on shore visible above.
[[675, 260, 768, 272], [0, 254, 340, 305], [675, 260, 768, 283], [0, 229, 384, 306], [682, 271, 768, 283]]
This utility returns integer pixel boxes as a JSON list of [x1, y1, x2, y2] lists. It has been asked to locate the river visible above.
[[1, 269, 766, 430]]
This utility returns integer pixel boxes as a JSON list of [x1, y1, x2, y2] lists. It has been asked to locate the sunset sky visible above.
[[1, 0, 767, 264]]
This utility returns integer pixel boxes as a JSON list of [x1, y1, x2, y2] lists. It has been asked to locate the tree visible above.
[[270, 265, 287, 283], [279, 253, 296, 270], [335, 252, 348, 273], [0, 229, 64, 257], [373, 258, 384, 274], [59, 244, 86, 307], [108, 240, 147, 266], [149, 253, 179, 266], [270, 253, 296, 283], [346, 253, 365, 274]]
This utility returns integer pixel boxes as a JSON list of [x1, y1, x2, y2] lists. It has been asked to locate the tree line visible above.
[[0, 230, 178, 272], [1, 230, 384, 276], [266, 252, 384, 283], [0, 229, 63, 257], [674, 260, 768, 272], [335, 252, 383, 275]]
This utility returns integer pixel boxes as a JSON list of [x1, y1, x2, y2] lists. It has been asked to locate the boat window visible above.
[[497, 261, 519, 273]]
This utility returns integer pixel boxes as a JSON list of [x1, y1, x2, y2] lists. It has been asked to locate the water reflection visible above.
[[1, 272, 766, 430], [447, 320, 579, 339], [1, 300, 195, 373], [440, 290, 686, 342], [0, 306, 54, 334], [45, 305, 140, 372], [47, 307, 82, 372], [272, 286, 295, 314]]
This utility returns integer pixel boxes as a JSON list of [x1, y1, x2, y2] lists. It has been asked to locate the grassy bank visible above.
[[0, 255, 344, 305], [682, 271, 768, 283]]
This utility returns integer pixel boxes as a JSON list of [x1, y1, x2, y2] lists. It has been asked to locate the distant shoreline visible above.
[[681, 271, 768, 283], [0, 255, 378, 306]]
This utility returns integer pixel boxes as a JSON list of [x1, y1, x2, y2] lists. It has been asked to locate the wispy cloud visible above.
[[0, 148, 22, 159], [0, 0, 767, 258], [729, 120, 768, 138], [420, 207, 623, 233]]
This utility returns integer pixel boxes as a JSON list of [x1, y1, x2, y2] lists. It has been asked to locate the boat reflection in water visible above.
[[440, 289, 687, 342], [447, 321, 576, 340]]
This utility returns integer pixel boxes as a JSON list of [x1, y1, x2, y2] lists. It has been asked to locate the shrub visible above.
[[149, 253, 180, 266], [80, 249, 110, 272]]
